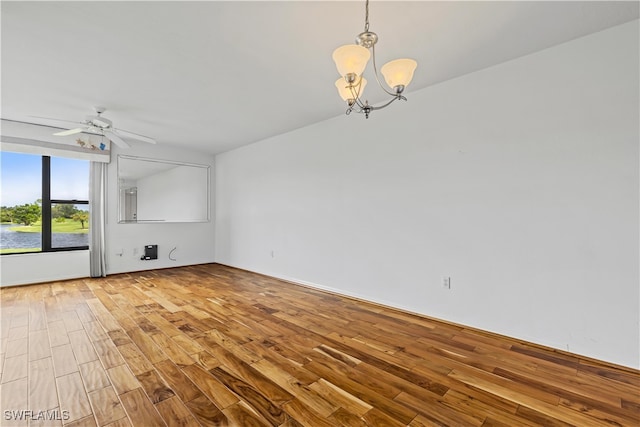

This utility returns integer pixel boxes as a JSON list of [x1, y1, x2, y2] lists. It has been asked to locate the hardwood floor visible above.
[[0, 264, 638, 426]]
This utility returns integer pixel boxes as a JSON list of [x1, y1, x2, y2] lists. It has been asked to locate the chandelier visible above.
[[332, 0, 417, 119]]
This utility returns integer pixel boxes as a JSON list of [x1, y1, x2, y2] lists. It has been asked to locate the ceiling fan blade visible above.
[[105, 130, 131, 149], [29, 116, 86, 128], [113, 128, 156, 144], [53, 127, 84, 136]]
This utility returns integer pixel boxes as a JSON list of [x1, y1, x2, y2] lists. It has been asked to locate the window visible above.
[[1, 152, 89, 254]]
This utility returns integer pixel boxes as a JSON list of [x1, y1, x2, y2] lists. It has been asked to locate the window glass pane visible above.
[[0, 152, 43, 253], [51, 203, 89, 249], [51, 157, 89, 200]]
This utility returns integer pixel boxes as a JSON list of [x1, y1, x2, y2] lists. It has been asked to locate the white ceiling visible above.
[[2, 1, 638, 155]]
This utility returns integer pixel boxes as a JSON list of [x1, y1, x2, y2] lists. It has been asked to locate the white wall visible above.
[[106, 144, 215, 274], [1, 250, 90, 286], [215, 21, 639, 368]]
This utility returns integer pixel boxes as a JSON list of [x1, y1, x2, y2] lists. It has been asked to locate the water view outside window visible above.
[[50, 157, 89, 249], [50, 202, 89, 249], [0, 152, 89, 254], [1, 152, 42, 253]]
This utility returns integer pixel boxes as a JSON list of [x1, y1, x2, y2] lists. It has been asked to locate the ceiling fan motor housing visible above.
[[87, 115, 112, 129]]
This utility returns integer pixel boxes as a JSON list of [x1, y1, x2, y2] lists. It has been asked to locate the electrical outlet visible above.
[[442, 276, 451, 289]]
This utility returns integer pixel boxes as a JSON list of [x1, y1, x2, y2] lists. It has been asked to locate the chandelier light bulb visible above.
[[332, 44, 371, 78], [335, 77, 367, 102], [381, 59, 418, 90]]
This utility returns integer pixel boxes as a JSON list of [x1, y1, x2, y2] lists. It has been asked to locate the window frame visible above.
[[0, 155, 89, 255]]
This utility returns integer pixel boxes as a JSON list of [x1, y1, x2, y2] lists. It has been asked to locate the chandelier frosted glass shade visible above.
[[332, 44, 371, 78], [381, 59, 418, 90], [335, 77, 367, 101]]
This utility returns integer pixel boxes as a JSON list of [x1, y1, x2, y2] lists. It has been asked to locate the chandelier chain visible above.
[[364, 0, 370, 32]]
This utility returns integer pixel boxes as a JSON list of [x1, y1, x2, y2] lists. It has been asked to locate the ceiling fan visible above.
[[33, 106, 156, 148]]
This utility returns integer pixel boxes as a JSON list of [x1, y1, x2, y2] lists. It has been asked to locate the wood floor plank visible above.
[[155, 395, 200, 427], [86, 299, 122, 333], [118, 387, 165, 427], [308, 378, 372, 417], [79, 360, 111, 393], [28, 300, 48, 332], [153, 359, 202, 402], [143, 313, 183, 337], [135, 369, 175, 404], [222, 400, 272, 427], [9, 310, 29, 329], [51, 343, 79, 377], [56, 372, 92, 423], [2, 264, 638, 427], [64, 415, 98, 427], [92, 338, 125, 369], [2, 353, 28, 383], [126, 328, 167, 365], [7, 325, 29, 341], [184, 394, 229, 426], [62, 310, 84, 333], [149, 332, 195, 367], [5, 336, 28, 358], [302, 358, 418, 424], [395, 390, 485, 426], [116, 343, 155, 376], [87, 386, 127, 426], [193, 350, 222, 370], [494, 365, 626, 411], [181, 362, 239, 409], [84, 321, 109, 342], [199, 328, 260, 365], [76, 302, 97, 324], [251, 358, 338, 418], [327, 407, 370, 427], [202, 343, 293, 406], [29, 357, 58, 411], [107, 330, 132, 347], [281, 398, 336, 427], [449, 369, 615, 427], [361, 407, 408, 427], [47, 319, 70, 348], [209, 366, 289, 425], [29, 329, 52, 361], [170, 332, 204, 355], [0, 378, 28, 426], [106, 364, 141, 396], [68, 330, 99, 365]]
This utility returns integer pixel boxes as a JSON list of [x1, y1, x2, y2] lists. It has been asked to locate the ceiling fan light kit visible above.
[[332, 0, 417, 119]]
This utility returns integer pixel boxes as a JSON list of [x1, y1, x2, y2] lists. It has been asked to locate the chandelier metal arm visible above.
[[368, 94, 407, 111], [345, 76, 368, 109], [345, 93, 407, 118], [370, 44, 399, 97]]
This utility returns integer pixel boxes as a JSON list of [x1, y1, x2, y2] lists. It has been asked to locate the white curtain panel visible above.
[[89, 162, 107, 277]]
